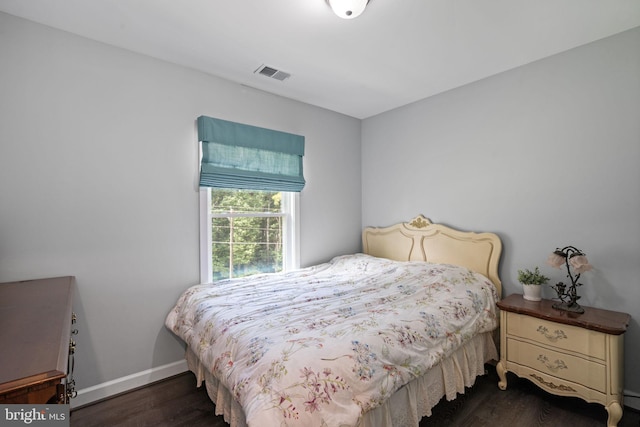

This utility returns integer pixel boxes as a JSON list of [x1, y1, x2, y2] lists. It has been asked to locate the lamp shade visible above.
[[328, 0, 369, 19]]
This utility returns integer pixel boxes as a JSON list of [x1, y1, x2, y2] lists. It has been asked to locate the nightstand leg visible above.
[[605, 401, 622, 427], [496, 360, 507, 390]]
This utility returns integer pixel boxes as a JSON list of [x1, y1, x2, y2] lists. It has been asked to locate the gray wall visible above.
[[362, 27, 640, 404], [0, 13, 362, 392]]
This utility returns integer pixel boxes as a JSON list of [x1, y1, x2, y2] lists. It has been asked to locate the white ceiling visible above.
[[1, 0, 639, 119]]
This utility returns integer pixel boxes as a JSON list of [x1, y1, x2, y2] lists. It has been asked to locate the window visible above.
[[196, 115, 304, 283], [200, 188, 299, 283]]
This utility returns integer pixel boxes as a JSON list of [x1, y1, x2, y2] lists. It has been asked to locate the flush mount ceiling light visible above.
[[326, 0, 370, 19]]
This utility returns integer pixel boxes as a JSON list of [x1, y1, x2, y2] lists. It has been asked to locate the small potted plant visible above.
[[517, 267, 549, 301]]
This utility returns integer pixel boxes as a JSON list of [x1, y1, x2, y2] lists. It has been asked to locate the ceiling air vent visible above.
[[255, 64, 291, 81]]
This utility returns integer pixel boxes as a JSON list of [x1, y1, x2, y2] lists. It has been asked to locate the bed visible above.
[[165, 215, 502, 427]]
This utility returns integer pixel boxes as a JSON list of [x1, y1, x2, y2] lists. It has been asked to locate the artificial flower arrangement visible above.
[[517, 266, 550, 301]]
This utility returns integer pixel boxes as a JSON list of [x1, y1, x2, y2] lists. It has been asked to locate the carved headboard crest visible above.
[[408, 215, 431, 229]]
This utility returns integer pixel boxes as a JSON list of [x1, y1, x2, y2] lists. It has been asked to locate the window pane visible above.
[[211, 189, 282, 214], [211, 189, 284, 280]]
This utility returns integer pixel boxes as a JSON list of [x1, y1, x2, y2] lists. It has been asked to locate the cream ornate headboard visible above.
[[362, 215, 503, 297]]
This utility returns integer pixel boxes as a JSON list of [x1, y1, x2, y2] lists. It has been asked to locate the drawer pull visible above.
[[537, 326, 567, 342], [530, 373, 576, 392], [66, 379, 77, 400], [537, 354, 567, 373]]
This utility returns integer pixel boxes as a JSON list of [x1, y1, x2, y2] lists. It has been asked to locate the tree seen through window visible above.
[[211, 189, 283, 280]]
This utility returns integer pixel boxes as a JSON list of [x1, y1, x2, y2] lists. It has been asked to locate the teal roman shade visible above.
[[197, 116, 305, 192]]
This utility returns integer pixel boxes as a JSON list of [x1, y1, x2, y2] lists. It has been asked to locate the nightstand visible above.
[[496, 294, 630, 427]]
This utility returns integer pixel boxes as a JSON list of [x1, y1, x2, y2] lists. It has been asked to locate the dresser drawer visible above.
[[506, 338, 606, 392], [505, 312, 605, 360]]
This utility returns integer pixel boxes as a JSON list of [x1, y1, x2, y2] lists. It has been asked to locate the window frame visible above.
[[199, 188, 300, 283]]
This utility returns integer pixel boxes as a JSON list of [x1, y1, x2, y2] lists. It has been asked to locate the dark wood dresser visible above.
[[0, 276, 77, 404]]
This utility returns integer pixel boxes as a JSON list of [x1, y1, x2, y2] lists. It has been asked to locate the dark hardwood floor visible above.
[[71, 364, 640, 427]]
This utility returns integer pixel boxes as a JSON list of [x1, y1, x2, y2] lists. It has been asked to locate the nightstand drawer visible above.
[[505, 312, 605, 360], [506, 338, 606, 392]]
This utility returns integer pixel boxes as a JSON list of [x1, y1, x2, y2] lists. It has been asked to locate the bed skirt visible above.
[[184, 331, 497, 427]]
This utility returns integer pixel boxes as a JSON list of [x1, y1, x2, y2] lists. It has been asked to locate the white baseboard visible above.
[[625, 391, 640, 411], [70, 359, 188, 409]]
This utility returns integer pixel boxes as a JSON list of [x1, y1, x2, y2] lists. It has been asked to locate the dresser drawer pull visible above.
[[536, 326, 567, 342], [537, 354, 567, 373], [66, 379, 77, 400], [530, 373, 576, 392]]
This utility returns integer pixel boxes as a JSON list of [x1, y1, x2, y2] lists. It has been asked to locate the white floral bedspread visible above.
[[165, 254, 498, 427]]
